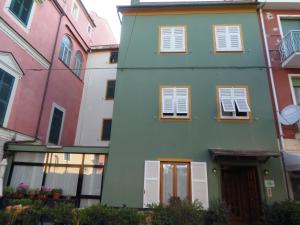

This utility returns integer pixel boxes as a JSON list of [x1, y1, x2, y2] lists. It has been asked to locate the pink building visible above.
[[0, 0, 115, 156], [259, 0, 300, 201]]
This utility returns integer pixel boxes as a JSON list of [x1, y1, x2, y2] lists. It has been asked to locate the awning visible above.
[[209, 148, 280, 162], [283, 151, 300, 171]]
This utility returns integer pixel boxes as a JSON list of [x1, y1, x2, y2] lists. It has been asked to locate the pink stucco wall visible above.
[[0, 0, 116, 145], [262, 10, 300, 139]]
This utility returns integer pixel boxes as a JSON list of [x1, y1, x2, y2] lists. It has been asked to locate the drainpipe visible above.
[[3, 10, 64, 155], [259, 8, 291, 200]]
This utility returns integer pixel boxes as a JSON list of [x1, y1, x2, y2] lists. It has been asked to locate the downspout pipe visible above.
[[3, 7, 65, 156], [259, 7, 290, 200]]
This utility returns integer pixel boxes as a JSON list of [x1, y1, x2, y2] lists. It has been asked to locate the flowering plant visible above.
[[16, 182, 29, 194], [40, 186, 51, 195]]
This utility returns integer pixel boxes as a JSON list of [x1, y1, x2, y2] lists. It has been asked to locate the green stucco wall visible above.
[[102, 11, 288, 207]]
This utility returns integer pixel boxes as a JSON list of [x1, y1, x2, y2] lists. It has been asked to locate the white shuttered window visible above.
[[143, 161, 160, 208], [214, 25, 243, 52], [161, 87, 189, 118], [160, 26, 186, 52], [218, 87, 251, 119], [191, 162, 209, 209], [143, 161, 209, 208]]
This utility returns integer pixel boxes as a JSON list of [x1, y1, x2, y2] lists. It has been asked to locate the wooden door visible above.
[[221, 166, 261, 225]]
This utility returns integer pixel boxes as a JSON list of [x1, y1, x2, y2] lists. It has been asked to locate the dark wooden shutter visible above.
[[101, 119, 112, 141], [48, 108, 64, 145], [0, 69, 15, 126]]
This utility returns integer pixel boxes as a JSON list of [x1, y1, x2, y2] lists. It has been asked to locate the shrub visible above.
[[263, 201, 300, 225], [203, 199, 229, 225], [49, 202, 75, 225], [3, 186, 14, 197], [78, 204, 144, 225], [150, 197, 204, 225]]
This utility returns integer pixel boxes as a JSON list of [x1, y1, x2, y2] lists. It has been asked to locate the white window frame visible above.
[[160, 86, 191, 120], [217, 86, 251, 120], [288, 74, 300, 105], [46, 103, 66, 145], [71, 0, 80, 21], [73, 51, 82, 77], [4, 0, 36, 33], [214, 24, 244, 52], [159, 26, 187, 53], [0, 52, 23, 127], [277, 15, 300, 38]]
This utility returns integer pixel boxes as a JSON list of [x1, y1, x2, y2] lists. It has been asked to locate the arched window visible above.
[[73, 51, 83, 76], [59, 35, 72, 66]]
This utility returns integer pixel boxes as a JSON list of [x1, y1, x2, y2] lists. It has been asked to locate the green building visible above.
[[102, 1, 288, 224]]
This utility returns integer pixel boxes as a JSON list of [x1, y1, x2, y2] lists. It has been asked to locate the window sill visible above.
[[58, 58, 83, 83], [160, 116, 191, 121], [218, 117, 251, 122]]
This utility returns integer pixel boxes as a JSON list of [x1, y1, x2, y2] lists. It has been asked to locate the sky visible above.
[[82, 0, 131, 43]]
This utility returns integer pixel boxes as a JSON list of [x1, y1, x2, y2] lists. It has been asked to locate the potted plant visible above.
[[37, 186, 50, 199], [16, 182, 29, 198], [51, 188, 62, 200], [28, 189, 38, 199], [3, 186, 14, 198]]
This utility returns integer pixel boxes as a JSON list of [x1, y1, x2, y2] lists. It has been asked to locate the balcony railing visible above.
[[279, 30, 300, 67]]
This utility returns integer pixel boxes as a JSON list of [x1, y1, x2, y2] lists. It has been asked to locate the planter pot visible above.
[[37, 194, 47, 199], [52, 192, 61, 200], [15, 193, 24, 199]]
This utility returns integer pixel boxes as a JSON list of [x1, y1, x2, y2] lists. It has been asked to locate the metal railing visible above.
[[279, 30, 300, 62]]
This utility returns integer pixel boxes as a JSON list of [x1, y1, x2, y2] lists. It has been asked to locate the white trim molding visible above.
[[46, 103, 66, 145], [277, 15, 300, 38], [288, 74, 300, 105], [0, 52, 23, 127], [0, 18, 50, 69]]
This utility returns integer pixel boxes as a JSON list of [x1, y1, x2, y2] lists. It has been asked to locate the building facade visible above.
[[101, 1, 288, 225], [75, 45, 118, 147], [259, 0, 300, 201], [0, 0, 116, 206], [0, 0, 102, 158]]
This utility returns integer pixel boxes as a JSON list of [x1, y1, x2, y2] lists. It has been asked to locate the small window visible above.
[[217, 86, 251, 120], [73, 51, 83, 77], [214, 25, 243, 52], [9, 0, 34, 26], [48, 107, 64, 145], [160, 26, 186, 53], [105, 80, 116, 100], [109, 51, 118, 64], [71, 1, 79, 20], [101, 119, 112, 141], [64, 153, 70, 161], [59, 35, 72, 66], [160, 161, 191, 204], [160, 86, 190, 119], [0, 68, 15, 126], [87, 24, 92, 36], [292, 78, 300, 105]]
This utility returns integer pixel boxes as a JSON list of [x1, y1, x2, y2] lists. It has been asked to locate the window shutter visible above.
[[161, 27, 172, 52], [191, 162, 209, 209], [228, 26, 242, 51], [219, 88, 235, 112], [215, 26, 227, 51], [173, 27, 186, 52], [162, 88, 175, 114], [215, 25, 242, 51], [175, 88, 189, 114], [233, 88, 250, 112], [160, 27, 185, 52], [143, 161, 160, 208]]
